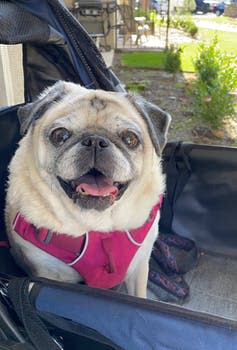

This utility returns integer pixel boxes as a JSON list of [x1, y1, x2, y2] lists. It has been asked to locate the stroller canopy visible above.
[[0, 0, 123, 101]]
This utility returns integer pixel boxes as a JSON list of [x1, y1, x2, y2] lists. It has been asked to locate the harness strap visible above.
[[12, 196, 163, 288], [13, 215, 85, 263], [13, 196, 163, 263], [0, 241, 10, 248]]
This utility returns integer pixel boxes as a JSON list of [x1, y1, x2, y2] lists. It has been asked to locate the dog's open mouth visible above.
[[58, 168, 129, 210]]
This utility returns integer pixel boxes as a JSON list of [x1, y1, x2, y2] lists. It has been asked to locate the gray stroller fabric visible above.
[[148, 250, 237, 322], [184, 251, 237, 321]]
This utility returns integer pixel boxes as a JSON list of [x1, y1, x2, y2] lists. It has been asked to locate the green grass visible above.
[[120, 11, 237, 73], [121, 51, 166, 69], [198, 28, 237, 55], [181, 29, 237, 71], [121, 50, 196, 72], [196, 16, 237, 26], [125, 80, 148, 92], [180, 43, 198, 72], [120, 28, 237, 73], [181, 29, 237, 72]]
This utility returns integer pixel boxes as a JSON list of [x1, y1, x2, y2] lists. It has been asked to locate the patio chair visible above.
[[117, 4, 150, 47]]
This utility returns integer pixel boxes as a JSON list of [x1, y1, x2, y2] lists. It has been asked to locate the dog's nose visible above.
[[81, 135, 109, 149]]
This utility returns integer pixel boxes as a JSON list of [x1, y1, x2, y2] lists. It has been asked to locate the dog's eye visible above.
[[50, 128, 71, 146], [120, 130, 139, 149]]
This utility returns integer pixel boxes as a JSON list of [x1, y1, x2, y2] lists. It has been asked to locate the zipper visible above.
[[49, 0, 116, 91], [49, 0, 101, 89]]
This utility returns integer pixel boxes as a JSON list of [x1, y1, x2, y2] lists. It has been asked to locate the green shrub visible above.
[[125, 81, 147, 93], [170, 16, 198, 37], [149, 10, 157, 22], [192, 37, 237, 129], [188, 23, 198, 37], [182, 0, 196, 13], [164, 45, 182, 73], [133, 8, 150, 20]]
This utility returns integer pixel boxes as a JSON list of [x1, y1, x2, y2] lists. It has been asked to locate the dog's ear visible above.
[[127, 94, 171, 156], [18, 81, 67, 136]]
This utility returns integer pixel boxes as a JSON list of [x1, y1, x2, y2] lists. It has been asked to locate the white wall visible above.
[[0, 45, 24, 107]]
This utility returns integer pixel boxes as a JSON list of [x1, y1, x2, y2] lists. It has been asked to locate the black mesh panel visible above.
[[0, 1, 50, 44]]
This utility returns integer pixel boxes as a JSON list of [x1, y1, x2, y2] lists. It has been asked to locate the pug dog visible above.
[[5, 81, 170, 298]]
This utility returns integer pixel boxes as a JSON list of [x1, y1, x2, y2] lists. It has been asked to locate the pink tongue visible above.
[[76, 174, 118, 197]]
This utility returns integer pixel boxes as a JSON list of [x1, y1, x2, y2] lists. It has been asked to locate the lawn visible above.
[[180, 29, 237, 71], [180, 43, 198, 72], [121, 51, 166, 69], [195, 15, 237, 26], [121, 44, 198, 72], [121, 49, 196, 72], [120, 24, 237, 73], [198, 28, 237, 55]]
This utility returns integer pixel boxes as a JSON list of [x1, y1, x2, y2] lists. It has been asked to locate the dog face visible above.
[[17, 81, 171, 213], [6, 81, 171, 292]]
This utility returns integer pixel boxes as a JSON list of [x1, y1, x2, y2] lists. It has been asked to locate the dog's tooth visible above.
[[80, 189, 88, 196]]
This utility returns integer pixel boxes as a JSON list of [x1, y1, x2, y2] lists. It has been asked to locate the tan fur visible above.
[[5, 82, 169, 297]]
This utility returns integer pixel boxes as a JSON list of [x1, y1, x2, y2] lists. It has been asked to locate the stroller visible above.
[[1, 1, 237, 349]]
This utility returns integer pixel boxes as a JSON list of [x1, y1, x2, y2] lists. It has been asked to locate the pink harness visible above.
[[13, 197, 162, 289]]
